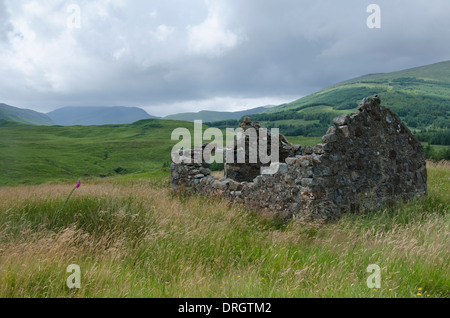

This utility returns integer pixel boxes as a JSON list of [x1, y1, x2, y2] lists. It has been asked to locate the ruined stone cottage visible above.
[[170, 96, 428, 222]]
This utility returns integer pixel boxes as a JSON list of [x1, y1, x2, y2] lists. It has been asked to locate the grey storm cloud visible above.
[[0, 0, 450, 116]]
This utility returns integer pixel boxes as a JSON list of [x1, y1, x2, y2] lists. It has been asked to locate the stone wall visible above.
[[170, 96, 428, 222], [224, 117, 302, 182]]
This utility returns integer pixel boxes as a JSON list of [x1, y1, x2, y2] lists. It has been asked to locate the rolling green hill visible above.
[[0, 119, 202, 186], [164, 106, 271, 122], [0, 103, 55, 126], [249, 61, 450, 144]]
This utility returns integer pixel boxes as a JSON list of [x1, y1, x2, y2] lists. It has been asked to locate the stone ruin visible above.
[[170, 96, 428, 222], [224, 116, 301, 183]]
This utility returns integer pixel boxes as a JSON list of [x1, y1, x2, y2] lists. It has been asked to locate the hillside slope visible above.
[[0, 103, 54, 126], [250, 60, 450, 144], [164, 106, 271, 122], [47, 106, 158, 126]]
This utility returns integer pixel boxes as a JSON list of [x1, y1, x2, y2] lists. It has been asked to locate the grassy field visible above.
[[0, 119, 326, 186], [0, 161, 448, 298], [0, 119, 203, 186]]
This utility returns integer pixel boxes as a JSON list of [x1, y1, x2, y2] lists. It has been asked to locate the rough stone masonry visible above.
[[170, 96, 428, 222]]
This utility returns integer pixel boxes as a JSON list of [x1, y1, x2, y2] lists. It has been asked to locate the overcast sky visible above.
[[0, 0, 449, 116]]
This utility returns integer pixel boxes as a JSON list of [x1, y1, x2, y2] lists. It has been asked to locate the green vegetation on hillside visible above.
[[164, 107, 268, 122], [242, 61, 450, 146], [204, 119, 241, 129], [0, 103, 54, 126]]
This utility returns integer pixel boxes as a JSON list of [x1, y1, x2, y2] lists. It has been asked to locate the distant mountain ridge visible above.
[[164, 106, 273, 122], [0, 103, 54, 126], [47, 106, 158, 126]]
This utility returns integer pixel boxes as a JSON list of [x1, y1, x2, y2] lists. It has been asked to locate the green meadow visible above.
[[0, 119, 448, 298], [0, 119, 326, 186], [0, 119, 195, 186], [0, 161, 448, 298]]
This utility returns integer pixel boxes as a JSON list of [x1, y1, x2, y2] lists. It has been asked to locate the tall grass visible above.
[[0, 162, 448, 298]]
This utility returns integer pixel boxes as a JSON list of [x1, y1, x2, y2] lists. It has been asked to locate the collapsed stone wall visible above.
[[224, 117, 302, 182], [170, 96, 428, 222]]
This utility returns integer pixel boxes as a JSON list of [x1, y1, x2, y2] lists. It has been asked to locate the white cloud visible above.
[[153, 24, 175, 42], [0, 1, 182, 95], [187, 0, 245, 57], [1, 2, 86, 92]]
